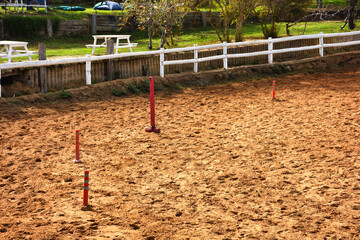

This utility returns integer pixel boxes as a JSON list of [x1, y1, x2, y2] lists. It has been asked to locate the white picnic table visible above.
[[0, 0, 48, 13], [86, 35, 138, 55], [0, 41, 37, 62]]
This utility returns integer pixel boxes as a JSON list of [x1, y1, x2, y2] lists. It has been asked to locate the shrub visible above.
[[262, 24, 280, 39], [139, 79, 150, 92], [60, 90, 72, 98], [127, 82, 140, 94], [1, 15, 61, 38], [111, 87, 126, 96]]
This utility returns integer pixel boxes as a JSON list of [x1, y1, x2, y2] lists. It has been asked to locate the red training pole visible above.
[[272, 80, 276, 100], [73, 129, 82, 163], [150, 77, 155, 127], [146, 77, 160, 133], [83, 170, 89, 206]]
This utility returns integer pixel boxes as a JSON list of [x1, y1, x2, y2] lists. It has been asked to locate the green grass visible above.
[[310, 0, 347, 8], [199, 0, 348, 11]]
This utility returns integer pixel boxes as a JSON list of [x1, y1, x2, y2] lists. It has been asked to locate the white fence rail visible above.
[[1, 31, 360, 97]]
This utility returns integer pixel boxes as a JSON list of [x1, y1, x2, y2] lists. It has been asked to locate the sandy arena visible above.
[[0, 68, 359, 239]]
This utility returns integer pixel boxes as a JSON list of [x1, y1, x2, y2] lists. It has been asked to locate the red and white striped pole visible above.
[[272, 80, 276, 100], [146, 77, 160, 133], [83, 170, 89, 206], [73, 129, 82, 163]]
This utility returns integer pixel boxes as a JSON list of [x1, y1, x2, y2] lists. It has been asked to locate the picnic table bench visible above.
[[86, 35, 138, 55], [0, 41, 37, 62], [0, 0, 48, 13]]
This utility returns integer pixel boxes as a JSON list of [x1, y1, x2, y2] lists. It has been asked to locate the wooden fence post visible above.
[[47, 19, 53, 38], [39, 43, 47, 93], [0, 19, 4, 39], [91, 15, 97, 35], [201, 11, 207, 27], [106, 39, 114, 81]]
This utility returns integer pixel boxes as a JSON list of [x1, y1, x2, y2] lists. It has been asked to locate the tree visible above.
[[253, 0, 283, 38], [282, 0, 313, 35], [195, 0, 232, 42], [229, 0, 258, 42], [187, 0, 256, 42], [317, 0, 323, 8], [342, 0, 359, 30], [254, 0, 311, 38], [120, 0, 187, 49]]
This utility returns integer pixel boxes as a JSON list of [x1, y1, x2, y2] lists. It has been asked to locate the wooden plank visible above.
[[38, 43, 47, 93], [106, 39, 114, 81], [47, 19, 53, 38], [92, 15, 97, 35]]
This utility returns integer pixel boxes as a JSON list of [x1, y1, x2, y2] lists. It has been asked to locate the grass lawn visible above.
[[311, 0, 347, 7]]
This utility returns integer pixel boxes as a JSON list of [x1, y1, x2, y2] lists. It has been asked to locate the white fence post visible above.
[[223, 42, 228, 69], [44, 0, 48, 13], [319, 32, 324, 57], [194, 44, 198, 73], [160, 48, 165, 78], [268, 37, 273, 64], [86, 54, 91, 85]]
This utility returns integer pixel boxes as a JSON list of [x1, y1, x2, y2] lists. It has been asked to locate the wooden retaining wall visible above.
[[1, 12, 221, 38], [56, 20, 89, 36], [20, 35, 360, 90], [95, 15, 121, 33], [0, 10, 351, 38]]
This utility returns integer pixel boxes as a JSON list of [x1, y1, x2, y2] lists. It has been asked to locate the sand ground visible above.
[[0, 69, 359, 239]]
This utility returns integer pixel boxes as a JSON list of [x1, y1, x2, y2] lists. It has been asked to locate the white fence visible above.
[[160, 31, 360, 77], [1, 31, 360, 97]]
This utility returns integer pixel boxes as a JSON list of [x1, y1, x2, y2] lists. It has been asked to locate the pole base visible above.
[[81, 205, 92, 211], [146, 126, 160, 133], [73, 159, 83, 163]]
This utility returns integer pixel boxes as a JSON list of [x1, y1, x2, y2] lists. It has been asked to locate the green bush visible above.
[[1, 15, 60, 38], [139, 79, 150, 92], [127, 82, 140, 94], [262, 24, 280, 38], [111, 87, 126, 96], [60, 89, 72, 98]]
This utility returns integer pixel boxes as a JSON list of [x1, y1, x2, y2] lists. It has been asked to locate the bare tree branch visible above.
[[286, 10, 340, 35]]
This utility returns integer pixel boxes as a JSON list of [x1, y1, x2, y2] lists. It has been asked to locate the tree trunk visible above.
[[349, 0, 358, 29], [148, 25, 153, 50], [148, 3, 153, 50], [235, 8, 245, 42], [317, 0, 323, 8], [224, 19, 230, 42], [160, 28, 167, 48], [148, 18, 154, 49]]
